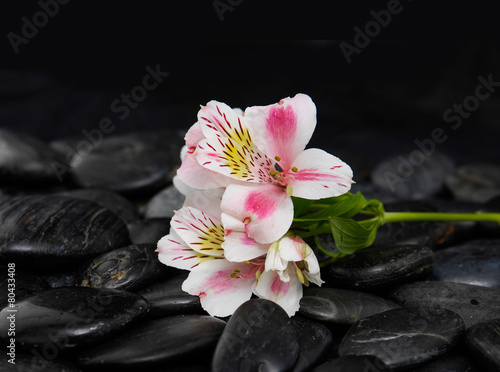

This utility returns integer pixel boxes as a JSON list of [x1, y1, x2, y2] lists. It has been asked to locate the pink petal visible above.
[[171, 207, 225, 257], [244, 93, 316, 168], [222, 230, 269, 262], [184, 122, 205, 149], [253, 266, 303, 317], [176, 151, 232, 190], [289, 148, 353, 199], [221, 183, 294, 244], [182, 259, 256, 317], [157, 231, 216, 270]]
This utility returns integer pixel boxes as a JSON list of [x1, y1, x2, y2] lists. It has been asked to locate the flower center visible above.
[[268, 156, 297, 196]]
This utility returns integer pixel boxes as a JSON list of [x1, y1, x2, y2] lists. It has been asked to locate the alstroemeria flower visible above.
[[194, 93, 353, 244], [253, 232, 323, 316]]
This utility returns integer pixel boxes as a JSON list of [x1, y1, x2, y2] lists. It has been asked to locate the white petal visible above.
[[198, 101, 244, 140], [253, 266, 303, 317], [244, 93, 316, 168], [185, 122, 204, 149], [183, 191, 222, 219], [222, 230, 269, 262], [289, 148, 353, 199], [221, 183, 293, 244], [176, 152, 232, 191], [182, 259, 256, 317], [157, 231, 215, 270], [304, 270, 324, 287], [278, 235, 320, 274], [264, 241, 288, 273]]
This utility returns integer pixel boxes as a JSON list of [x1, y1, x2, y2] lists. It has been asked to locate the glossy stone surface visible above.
[[0, 351, 81, 372], [128, 218, 171, 245], [78, 315, 225, 368], [144, 184, 184, 218], [299, 287, 400, 324], [445, 163, 500, 203], [212, 299, 299, 372], [76, 244, 168, 292], [429, 239, 500, 288], [410, 353, 481, 372], [0, 287, 148, 349], [70, 131, 183, 195], [0, 195, 130, 266], [465, 319, 500, 371], [390, 281, 500, 328], [323, 245, 434, 290], [312, 355, 389, 372], [137, 272, 203, 318], [338, 307, 465, 370], [0, 268, 49, 309]]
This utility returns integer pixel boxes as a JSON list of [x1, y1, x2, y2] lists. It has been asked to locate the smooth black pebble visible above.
[[0, 268, 49, 309], [128, 218, 171, 245], [338, 307, 465, 370], [212, 299, 299, 372], [144, 185, 185, 218], [465, 318, 500, 371], [312, 355, 389, 372]]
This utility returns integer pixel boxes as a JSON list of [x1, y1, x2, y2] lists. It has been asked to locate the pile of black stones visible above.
[[1, 127, 500, 372]]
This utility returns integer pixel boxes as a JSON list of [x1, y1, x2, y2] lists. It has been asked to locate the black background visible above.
[[1, 1, 499, 166]]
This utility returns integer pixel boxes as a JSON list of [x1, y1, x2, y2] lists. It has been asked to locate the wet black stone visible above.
[[428, 239, 500, 288], [338, 307, 465, 370], [0, 287, 148, 349], [371, 152, 455, 200], [70, 131, 183, 196], [465, 319, 500, 371], [128, 218, 171, 245], [291, 315, 333, 372], [78, 315, 225, 369], [323, 245, 434, 290], [57, 188, 140, 224], [299, 287, 400, 324], [144, 184, 185, 219], [0, 267, 49, 309], [212, 299, 299, 372], [76, 244, 168, 292], [410, 353, 481, 372], [33, 264, 79, 288], [0, 350, 81, 372], [0, 128, 67, 184], [0, 195, 130, 266], [137, 272, 203, 318], [445, 163, 500, 203], [390, 281, 500, 328], [312, 355, 389, 372]]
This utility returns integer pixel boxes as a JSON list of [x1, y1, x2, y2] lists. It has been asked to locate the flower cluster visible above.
[[157, 94, 353, 317]]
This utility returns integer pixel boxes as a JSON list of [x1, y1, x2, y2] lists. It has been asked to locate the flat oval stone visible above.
[[312, 355, 389, 372], [338, 307, 465, 370], [299, 288, 400, 324], [0, 287, 148, 349], [445, 163, 500, 203], [144, 185, 184, 219], [410, 353, 481, 372], [390, 281, 500, 328], [56, 188, 140, 223], [465, 319, 500, 371], [0, 129, 66, 184], [0, 351, 81, 372], [137, 272, 203, 318], [429, 239, 500, 288], [212, 299, 299, 372], [78, 315, 225, 368], [291, 315, 333, 372], [323, 245, 434, 290], [0, 195, 130, 266], [128, 218, 171, 245], [70, 131, 183, 195], [76, 244, 169, 292], [0, 268, 49, 309]]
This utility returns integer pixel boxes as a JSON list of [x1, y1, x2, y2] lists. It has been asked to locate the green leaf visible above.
[[291, 196, 313, 218], [328, 216, 378, 255]]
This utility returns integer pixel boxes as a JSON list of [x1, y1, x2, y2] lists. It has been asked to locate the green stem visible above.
[[383, 212, 500, 224], [298, 226, 332, 238]]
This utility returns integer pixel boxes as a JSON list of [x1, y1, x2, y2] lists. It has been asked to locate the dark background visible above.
[[1, 2, 499, 167]]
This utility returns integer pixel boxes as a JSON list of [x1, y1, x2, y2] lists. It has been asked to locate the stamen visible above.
[[255, 270, 261, 280], [291, 166, 298, 172], [243, 217, 251, 224], [296, 268, 305, 285], [275, 156, 281, 161], [286, 185, 293, 196]]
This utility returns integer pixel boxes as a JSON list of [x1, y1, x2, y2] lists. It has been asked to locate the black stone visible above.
[[323, 245, 434, 290], [137, 272, 203, 318], [0, 287, 148, 349], [291, 315, 333, 372], [338, 307, 465, 370], [33, 263, 79, 288], [0, 267, 49, 309], [70, 131, 183, 195], [212, 299, 299, 372], [429, 239, 500, 288], [465, 319, 500, 371], [0, 128, 67, 184], [56, 188, 140, 224], [77, 315, 225, 369], [0, 350, 81, 372], [144, 184, 185, 219], [312, 355, 389, 372], [390, 281, 500, 328], [76, 244, 169, 292], [410, 353, 481, 372], [128, 218, 171, 245], [445, 163, 500, 203], [299, 287, 400, 324], [371, 152, 455, 200], [0, 195, 130, 266]]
